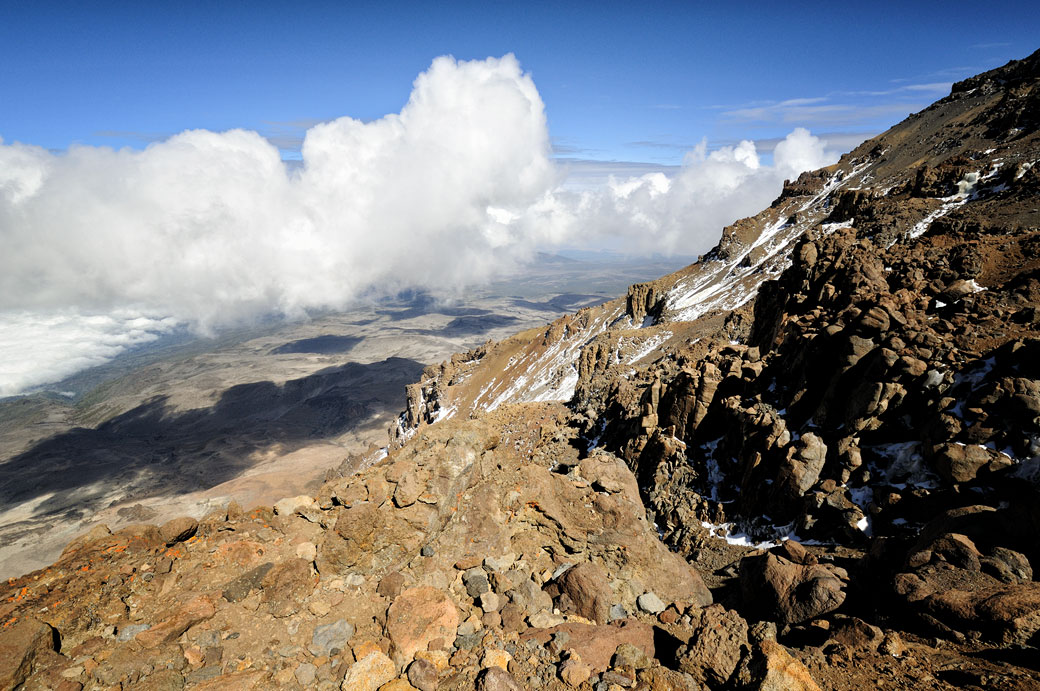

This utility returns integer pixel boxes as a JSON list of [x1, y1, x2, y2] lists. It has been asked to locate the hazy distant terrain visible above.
[[0, 254, 691, 578]]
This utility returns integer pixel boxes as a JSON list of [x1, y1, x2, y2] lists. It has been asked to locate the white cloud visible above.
[[514, 128, 839, 257], [0, 56, 841, 395], [0, 310, 179, 397], [0, 55, 554, 332]]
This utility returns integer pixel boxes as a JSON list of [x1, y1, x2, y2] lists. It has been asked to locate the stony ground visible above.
[[2, 404, 1039, 690]]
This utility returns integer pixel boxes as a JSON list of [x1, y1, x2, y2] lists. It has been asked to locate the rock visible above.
[[394, 471, 424, 507], [310, 619, 355, 656], [557, 561, 612, 624], [601, 667, 637, 687], [380, 681, 416, 691], [827, 616, 883, 651], [378, 571, 407, 599], [274, 495, 317, 516], [500, 603, 524, 632], [520, 620, 654, 673], [484, 554, 517, 571], [476, 666, 523, 691], [778, 433, 828, 498], [136, 596, 217, 648], [407, 658, 438, 691], [294, 662, 317, 686], [748, 621, 778, 643], [739, 640, 822, 691], [922, 580, 1040, 645], [341, 652, 396, 691], [678, 604, 749, 687], [611, 642, 651, 670], [386, 587, 460, 666], [117, 623, 151, 642], [134, 669, 186, 690], [986, 547, 1033, 582], [317, 501, 425, 576], [527, 611, 566, 628], [221, 562, 274, 603], [482, 648, 513, 671], [740, 552, 846, 625], [879, 631, 905, 657], [158, 516, 198, 545], [295, 541, 317, 562], [193, 670, 266, 689], [773, 540, 816, 566], [0, 618, 58, 690], [637, 592, 666, 614], [260, 558, 316, 617], [480, 591, 501, 613], [464, 568, 491, 598], [559, 654, 592, 687]]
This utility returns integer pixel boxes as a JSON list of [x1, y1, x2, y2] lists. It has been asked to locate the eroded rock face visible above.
[[0, 618, 57, 690]]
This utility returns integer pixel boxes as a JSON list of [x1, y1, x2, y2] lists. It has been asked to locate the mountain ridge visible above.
[[2, 49, 1039, 690]]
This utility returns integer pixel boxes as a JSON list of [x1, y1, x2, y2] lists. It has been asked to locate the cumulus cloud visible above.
[[0, 55, 554, 330], [508, 127, 838, 257], [0, 54, 841, 395]]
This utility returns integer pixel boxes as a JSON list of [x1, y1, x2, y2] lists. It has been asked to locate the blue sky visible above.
[[1, 1, 1036, 165]]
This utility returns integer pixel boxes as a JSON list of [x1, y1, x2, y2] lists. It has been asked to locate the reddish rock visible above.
[[557, 562, 612, 624], [740, 639, 822, 690], [386, 586, 459, 666], [135, 596, 217, 649], [520, 619, 654, 672]]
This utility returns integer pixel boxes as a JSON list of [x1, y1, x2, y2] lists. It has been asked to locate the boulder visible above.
[[777, 433, 828, 498], [407, 658, 438, 691], [386, 586, 459, 666], [0, 618, 58, 690], [520, 619, 654, 673], [158, 516, 198, 545], [678, 604, 749, 687], [274, 495, 317, 516], [737, 640, 822, 691], [740, 552, 846, 626], [557, 561, 612, 624]]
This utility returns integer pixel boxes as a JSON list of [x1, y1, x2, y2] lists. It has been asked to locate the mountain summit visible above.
[[3, 50, 1040, 690]]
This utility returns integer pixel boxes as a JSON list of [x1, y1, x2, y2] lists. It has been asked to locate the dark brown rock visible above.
[[678, 604, 749, 687], [557, 561, 612, 624], [158, 516, 199, 545], [740, 552, 846, 626], [0, 618, 58, 690], [476, 666, 523, 691]]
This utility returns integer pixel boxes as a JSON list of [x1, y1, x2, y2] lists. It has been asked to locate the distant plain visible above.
[[0, 253, 691, 578]]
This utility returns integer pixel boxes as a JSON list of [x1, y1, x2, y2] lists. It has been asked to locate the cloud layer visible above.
[[0, 55, 840, 395]]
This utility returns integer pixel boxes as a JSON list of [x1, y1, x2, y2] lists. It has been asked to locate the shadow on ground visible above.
[[0, 357, 424, 520], [269, 334, 364, 355]]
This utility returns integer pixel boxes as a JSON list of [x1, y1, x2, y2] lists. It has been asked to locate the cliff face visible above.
[[3, 52, 1040, 690]]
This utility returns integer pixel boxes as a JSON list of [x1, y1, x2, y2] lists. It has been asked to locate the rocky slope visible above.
[[3, 51, 1040, 690]]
